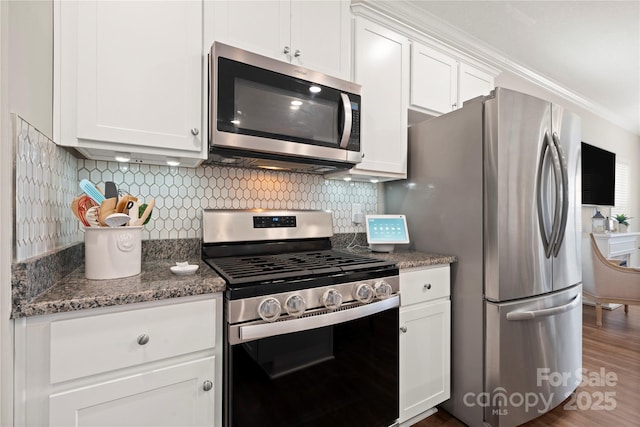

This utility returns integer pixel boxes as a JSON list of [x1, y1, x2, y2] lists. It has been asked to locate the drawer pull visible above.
[[203, 380, 213, 392], [400, 326, 407, 333], [137, 334, 150, 346], [423, 284, 432, 291]]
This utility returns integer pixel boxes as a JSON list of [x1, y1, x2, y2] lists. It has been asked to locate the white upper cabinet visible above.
[[327, 15, 410, 182], [410, 43, 458, 114], [458, 62, 495, 105], [210, 0, 351, 80], [54, 0, 207, 167], [410, 41, 497, 116]]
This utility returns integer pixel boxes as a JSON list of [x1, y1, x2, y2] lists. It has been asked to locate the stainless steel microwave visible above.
[[208, 42, 362, 173]]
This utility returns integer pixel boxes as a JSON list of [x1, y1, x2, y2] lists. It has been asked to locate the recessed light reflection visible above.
[[231, 120, 240, 125], [290, 105, 300, 111], [291, 100, 303, 106], [309, 86, 321, 93], [114, 152, 131, 162]]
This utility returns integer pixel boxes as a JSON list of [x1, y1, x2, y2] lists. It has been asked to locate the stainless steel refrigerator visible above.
[[385, 88, 582, 427]]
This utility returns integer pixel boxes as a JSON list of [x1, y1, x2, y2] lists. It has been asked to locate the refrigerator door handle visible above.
[[506, 293, 581, 321], [551, 132, 569, 257], [536, 131, 563, 258]]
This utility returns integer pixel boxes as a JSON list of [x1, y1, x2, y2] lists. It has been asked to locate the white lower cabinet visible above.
[[49, 357, 214, 427], [399, 265, 451, 426], [14, 295, 222, 427]]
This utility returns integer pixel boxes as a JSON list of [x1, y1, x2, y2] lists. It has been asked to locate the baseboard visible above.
[[399, 407, 438, 427]]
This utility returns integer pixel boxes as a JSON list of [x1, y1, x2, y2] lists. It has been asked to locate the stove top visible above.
[[204, 250, 393, 285], [201, 209, 399, 300]]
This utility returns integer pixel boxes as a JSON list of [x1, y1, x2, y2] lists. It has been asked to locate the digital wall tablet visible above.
[[365, 214, 410, 252]]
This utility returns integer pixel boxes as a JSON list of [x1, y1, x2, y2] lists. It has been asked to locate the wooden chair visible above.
[[587, 233, 640, 326]]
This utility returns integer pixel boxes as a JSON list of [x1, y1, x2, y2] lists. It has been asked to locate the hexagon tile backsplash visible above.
[[14, 116, 378, 261]]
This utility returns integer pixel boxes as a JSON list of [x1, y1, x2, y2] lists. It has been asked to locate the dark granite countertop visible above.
[[11, 239, 225, 319], [338, 247, 457, 269], [12, 235, 455, 318], [13, 259, 226, 318]]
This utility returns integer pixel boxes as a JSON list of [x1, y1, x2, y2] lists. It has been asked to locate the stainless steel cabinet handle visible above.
[[203, 380, 213, 392], [400, 326, 407, 333], [452, 103, 457, 109], [550, 132, 568, 257], [283, 46, 290, 55], [137, 334, 150, 345], [190, 128, 199, 136], [294, 49, 301, 58], [423, 284, 432, 291]]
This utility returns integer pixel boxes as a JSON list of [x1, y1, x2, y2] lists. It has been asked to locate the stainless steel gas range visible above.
[[202, 209, 400, 427]]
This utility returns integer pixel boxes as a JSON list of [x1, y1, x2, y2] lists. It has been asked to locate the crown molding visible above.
[[354, 1, 638, 135]]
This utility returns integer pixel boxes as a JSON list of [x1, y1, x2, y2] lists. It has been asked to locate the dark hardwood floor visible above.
[[413, 304, 640, 427]]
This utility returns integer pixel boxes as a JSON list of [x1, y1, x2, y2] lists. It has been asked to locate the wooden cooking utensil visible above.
[[116, 195, 138, 213], [98, 197, 117, 226]]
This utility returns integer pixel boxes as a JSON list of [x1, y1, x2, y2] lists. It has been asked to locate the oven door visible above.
[[225, 298, 399, 427]]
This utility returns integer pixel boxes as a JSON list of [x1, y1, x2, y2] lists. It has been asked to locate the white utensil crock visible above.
[[84, 226, 142, 280]]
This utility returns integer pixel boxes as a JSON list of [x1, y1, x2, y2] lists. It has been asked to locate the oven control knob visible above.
[[374, 281, 393, 299], [353, 283, 375, 304], [285, 294, 306, 317], [322, 288, 343, 310], [258, 297, 282, 322]]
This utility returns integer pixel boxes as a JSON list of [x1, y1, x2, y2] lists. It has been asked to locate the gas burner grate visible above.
[[205, 250, 392, 285]]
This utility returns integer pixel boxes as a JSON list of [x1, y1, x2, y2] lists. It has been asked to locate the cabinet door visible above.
[[70, 1, 202, 152], [410, 42, 458, 115], [290, 0, 350, 79], [211, 0, 290, 63], [399, 300, 451, 423], [353, 17, 409, 176], [458, 63, 494, 106], [49, 357, 215, 427]]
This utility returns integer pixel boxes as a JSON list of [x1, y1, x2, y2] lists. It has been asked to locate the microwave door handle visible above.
[[338, 93, 352, 148]]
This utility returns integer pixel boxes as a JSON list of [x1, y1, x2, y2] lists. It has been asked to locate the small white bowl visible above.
[[170, 264, 199, 275]]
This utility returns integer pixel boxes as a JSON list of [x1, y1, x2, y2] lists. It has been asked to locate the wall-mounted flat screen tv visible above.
[[581, 142, 615, 206]]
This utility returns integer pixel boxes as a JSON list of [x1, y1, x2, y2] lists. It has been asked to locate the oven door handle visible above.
[[231, 295, 400, 345]]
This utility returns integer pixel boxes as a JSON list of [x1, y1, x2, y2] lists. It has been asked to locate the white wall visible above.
[[0, 1, 12, 425], [8, 0, 52, 138], [2, 2, 53, 423]]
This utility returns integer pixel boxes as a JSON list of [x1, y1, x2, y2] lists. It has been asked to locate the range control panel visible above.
[[253, 215, 297, 228]]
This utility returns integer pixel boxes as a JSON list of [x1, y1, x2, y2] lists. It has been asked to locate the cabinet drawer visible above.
[[609, 238, 636, 256], [400, 266, 450, 306], [50, 299, 216, 383]]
